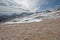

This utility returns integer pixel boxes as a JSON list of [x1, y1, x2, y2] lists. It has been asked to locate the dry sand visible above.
[[0, 18, 60, 40]]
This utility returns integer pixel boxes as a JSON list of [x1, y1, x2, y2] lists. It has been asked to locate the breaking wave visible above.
[[1, 10, 60, 24]]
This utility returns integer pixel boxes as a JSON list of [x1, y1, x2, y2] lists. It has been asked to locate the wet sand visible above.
[[0, 17, 60, 40]]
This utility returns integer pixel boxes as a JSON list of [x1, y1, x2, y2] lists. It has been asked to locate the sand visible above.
[[0, 17, 60, 40]]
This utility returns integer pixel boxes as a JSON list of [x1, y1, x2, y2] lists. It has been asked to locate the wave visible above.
[[2, 10, 60, 24]]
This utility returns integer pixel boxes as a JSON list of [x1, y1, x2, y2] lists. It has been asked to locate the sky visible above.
[[16, 0, 60, 12], [38, 0, 60, 11], [0, 0, 60, 12]]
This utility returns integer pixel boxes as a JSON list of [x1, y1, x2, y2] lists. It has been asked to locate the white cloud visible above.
[[17, 0, 46, 12], [0, 0, 56, 12]]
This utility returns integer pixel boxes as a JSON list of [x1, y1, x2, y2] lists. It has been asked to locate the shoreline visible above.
[[0, 17, 60, 40]]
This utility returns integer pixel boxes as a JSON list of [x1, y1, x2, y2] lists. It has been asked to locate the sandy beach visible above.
[[0, 17, 60, 40]]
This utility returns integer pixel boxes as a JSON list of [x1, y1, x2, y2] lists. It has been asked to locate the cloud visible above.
[[15, 0, 49, 12], [34, 0, 56, 11], [0, 0, 56, 12]]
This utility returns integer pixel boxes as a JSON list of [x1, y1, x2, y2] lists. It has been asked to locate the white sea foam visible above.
[[4, 10, 60, 24]]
